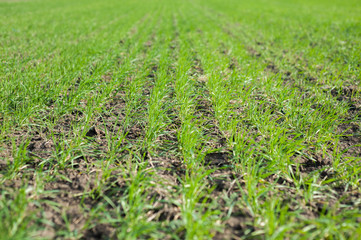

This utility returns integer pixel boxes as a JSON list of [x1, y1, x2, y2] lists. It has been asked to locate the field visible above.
[[0, 0, 361, 239]]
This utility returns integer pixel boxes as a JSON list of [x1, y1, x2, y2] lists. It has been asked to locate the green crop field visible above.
[[0, 0, 360, 239]]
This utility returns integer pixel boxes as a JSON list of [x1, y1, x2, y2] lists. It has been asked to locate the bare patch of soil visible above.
[[204, 152, 255, 240], [338, 123, 361, 157], [82, 223, 117, 240]]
